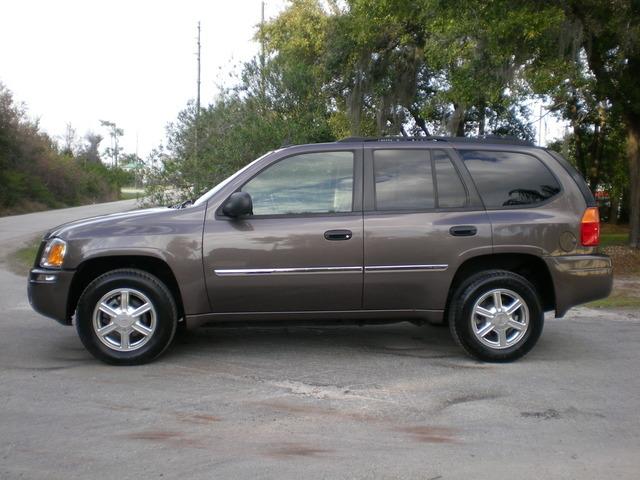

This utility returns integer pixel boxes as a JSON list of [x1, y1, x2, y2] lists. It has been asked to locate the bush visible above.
[[0, 83, 122, 215]]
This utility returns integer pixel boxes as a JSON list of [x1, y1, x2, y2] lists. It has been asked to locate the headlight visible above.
[[40, 238, 67, 268]]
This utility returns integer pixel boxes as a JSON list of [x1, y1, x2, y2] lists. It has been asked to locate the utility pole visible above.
[[260, 1, 265, 108], [194, 21, 201, 194], [538, 104, 543, 146], [197, 21, 201, 118]]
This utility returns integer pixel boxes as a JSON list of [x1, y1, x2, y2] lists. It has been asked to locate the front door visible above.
[[203, 149, 363, 313]]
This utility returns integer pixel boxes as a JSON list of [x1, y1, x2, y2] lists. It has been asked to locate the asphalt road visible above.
[[1, 202, 639, 479]]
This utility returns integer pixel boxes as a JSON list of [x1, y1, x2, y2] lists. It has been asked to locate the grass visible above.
[[7, 237, 41, 276], [600, 223, 631, 247], [119, 191, 141, 200], [588, 295, 640, 309], [119, 186, 145, 201], [600, 232, 629, 247], [585, 223, 640, 308]]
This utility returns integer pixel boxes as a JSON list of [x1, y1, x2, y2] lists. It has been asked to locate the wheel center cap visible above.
[[114, 313, 133, 328], [495, 313, 509, 327]]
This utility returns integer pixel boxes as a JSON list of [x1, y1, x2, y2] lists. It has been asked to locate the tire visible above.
[[75, 269, 178, 365], [448, 270, 543, 362]]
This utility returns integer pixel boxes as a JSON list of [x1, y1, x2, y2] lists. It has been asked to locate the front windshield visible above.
[[193, 151, 275, 206]]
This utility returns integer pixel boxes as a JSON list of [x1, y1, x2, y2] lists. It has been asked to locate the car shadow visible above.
[[162, 318, 602, 366], [165, 321, 469, 364]]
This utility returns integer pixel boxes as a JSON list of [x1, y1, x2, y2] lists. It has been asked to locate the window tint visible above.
[[374, 150, 434, 210], [433, 150, 467, 208], [459, 150, 561, 208], [243, 151, 353, 215]]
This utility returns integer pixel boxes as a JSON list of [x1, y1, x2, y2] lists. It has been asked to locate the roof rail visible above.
[[338, 135, 534, 146]]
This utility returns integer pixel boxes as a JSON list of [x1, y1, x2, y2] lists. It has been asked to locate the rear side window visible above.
[[433, 150, 467, 208], [459, 150, 561, 208], [374, 150, 434, 210], [373, 149, 468, 210]]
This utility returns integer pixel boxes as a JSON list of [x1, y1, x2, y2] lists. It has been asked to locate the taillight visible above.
[[581, 207, 600, 246]]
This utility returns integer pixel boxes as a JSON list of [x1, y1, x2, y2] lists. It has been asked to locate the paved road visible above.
[[0, 199, 138, 257], [1, 202, 639, 479]]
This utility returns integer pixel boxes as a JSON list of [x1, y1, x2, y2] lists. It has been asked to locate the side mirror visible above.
[[222, 191, 253, 218]]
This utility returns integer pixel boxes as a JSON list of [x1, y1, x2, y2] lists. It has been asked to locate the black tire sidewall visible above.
[[451, 271, 544, 362], [76, 270, 177, 365]]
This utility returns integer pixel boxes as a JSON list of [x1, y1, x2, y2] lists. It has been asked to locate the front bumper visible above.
[[545, 254, 613, 317], [27, 268, 75, 325]]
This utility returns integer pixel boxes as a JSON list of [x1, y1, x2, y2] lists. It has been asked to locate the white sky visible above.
[[1, 0, 287, 159], [1, 0, 564, 162]]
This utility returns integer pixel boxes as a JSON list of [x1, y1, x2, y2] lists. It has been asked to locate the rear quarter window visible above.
[[458, 150, 561, 208]]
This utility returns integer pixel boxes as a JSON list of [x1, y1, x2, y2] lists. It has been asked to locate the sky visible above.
[[1, 0, 287, 159], [1, 0, 564, 162]]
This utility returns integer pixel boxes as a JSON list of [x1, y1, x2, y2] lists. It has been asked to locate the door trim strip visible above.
[[364, 264, 448, 272], [214, 264, 448, 276], [214, 266, 363, 276]]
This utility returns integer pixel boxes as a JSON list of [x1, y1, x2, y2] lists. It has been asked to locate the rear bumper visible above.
[[27, 268, 75, 325], [545, 254, 613, 317]]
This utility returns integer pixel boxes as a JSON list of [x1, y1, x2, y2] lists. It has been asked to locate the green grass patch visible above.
[[600, 232, 628, 247], [7, 237, 41, 276], [119, 191, 141, 200], [587, 295, 640, 309], [600, 223, 630, 247]]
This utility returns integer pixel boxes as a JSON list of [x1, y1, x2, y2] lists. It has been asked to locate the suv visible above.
[[28, 137, 613, 365]]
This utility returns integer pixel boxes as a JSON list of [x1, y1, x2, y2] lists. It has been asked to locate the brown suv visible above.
[[28, 137, 613, 365]]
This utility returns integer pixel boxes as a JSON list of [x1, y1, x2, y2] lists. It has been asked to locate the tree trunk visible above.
[[478, 100, 486, 136], [408, 108, 431, 136], [609, 192, 620, 224], [573, 125, 587, 178], [448, 103, 466, 137], [620, 187, 631, 224], [627, 124, 640, 248]]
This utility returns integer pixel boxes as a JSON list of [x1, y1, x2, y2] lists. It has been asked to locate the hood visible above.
[[45, 207, 175, 240]]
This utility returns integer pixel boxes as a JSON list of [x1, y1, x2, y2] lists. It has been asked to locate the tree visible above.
[[0, 82, 120, 213], [557, 1, 640, 245], [100, 119, 124, 168], [149, 0, 639, 243], [61, 122, 77, 156], [77, 132, 103, 166]]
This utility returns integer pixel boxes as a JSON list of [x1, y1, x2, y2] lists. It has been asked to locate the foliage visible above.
[[100, 120, 124, 168], [0, 83, 127, 215], [538, 0, 640, 244], [146, 0, 640, 247]]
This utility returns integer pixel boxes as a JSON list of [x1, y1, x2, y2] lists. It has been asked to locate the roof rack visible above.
[[338, 135, 534, 146]]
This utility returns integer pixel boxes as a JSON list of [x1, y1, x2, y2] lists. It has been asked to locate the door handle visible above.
[[449, 225, 477, 237], [324, 229, 353, 241]]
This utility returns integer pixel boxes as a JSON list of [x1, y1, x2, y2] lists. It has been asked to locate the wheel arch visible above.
[[446, 253, 555, 317], [67, 255, 185, 322]]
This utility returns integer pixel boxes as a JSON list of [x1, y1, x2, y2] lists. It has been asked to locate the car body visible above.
[[28, 137, 613, 364]]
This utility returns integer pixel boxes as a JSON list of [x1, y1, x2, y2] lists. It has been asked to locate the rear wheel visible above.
[[449, 270, 543, 362], [76, 269, 178, 365]]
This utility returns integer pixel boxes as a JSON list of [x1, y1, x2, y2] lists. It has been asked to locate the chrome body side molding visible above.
[[215, 264, 448, 276], [365, 264, 448, 272], [214, 266, 363, 276]]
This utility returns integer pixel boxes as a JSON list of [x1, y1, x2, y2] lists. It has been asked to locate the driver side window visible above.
[[242, 151, 354, 215]]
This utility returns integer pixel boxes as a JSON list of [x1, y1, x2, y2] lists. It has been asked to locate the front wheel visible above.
[[76, 269, 178, 365], [449, 270, 544, 362]]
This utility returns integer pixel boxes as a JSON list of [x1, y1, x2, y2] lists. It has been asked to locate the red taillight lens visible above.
[[581, 207, 600, 246]]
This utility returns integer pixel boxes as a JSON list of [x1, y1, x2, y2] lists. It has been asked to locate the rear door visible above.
[[362, 145, 492, 311], [203, 148, 364, 313]]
